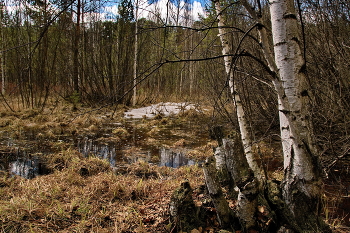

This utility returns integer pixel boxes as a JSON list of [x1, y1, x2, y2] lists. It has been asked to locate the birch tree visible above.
[[205, 1, 263, 231], [132, 0, 139, 106], [213, 0, 265, 184], [240, 0, 331, 231], [207, 0, 332, 231], [268, 0, 329, 231]]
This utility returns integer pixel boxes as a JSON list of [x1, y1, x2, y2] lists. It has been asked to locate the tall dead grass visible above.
[[0, 149, 204, 232]]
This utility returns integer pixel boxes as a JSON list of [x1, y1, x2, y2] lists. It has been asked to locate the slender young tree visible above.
[[132, 0, 139, 106], [73, 0, 81, 94], [0, 1, 5, 95], [213, 0, 265, 184]]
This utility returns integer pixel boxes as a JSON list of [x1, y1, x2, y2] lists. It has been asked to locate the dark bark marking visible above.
[[256, 22, 263, 30], [291, 37, 300, 43], [300, 89, 308, 96], [275, 41, 287, 47], [299, 63, 307, 73], [281, 125, 289, 130], [284, 13, 297, 19], [279, 109, 290, 114]]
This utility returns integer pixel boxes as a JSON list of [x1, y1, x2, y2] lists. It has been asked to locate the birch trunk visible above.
[[269, 0, 330, 231], [223, 136, 259, 231], [73, 0, 81, 93], [214, 0, 265, 184], [132, 0, 139, 106], [1, 22, 4, 95]]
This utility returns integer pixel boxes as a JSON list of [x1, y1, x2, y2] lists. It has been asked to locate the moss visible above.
[[170, 181, 202, 232]]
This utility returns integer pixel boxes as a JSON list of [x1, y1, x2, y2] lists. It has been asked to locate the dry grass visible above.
[[0, 101, 209, 232], [0, 150, 204, 233], [0, 101, 348, 232], [187, 141, 218, 161], [0, 105, 120, 151]]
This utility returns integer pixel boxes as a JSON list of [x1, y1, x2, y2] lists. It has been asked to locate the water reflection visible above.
[[159, 148, 195, 168], [0, 150, 50, 179], [76, 137, 196, 168], [77, 137, 117, 166], [10, 156, 45, 179]]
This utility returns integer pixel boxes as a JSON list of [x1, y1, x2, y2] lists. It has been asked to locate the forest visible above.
[[0, 0, 349, 232]]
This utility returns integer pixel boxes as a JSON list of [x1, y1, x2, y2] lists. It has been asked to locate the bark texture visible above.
[[225, 134, 259, 231], [213, 0, 266, 184], [203, 156, 237, 230], [269, 0, 330, 231], [204, 134, 260, 231]]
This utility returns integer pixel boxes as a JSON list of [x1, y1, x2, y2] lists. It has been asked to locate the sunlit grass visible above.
[[0, 100, 348, 232], [0, 149, 204, 232]]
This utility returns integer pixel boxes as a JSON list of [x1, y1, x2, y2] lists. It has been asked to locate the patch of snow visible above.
[[124, 102, 197, 119]]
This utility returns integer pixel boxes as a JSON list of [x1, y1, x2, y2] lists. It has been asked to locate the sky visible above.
[[97, 0, 207, 23], [4, 0, 207, 25]]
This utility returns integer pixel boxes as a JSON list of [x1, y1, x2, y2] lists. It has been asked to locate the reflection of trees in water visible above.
[[159, 148, 194, 168], [10, 157, 43, 179], [77, 138, 117, 166], [5, 140, 196, 179], [77, 137, 195, 169]]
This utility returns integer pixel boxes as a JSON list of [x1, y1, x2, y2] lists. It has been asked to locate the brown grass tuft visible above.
[[0, 148, 205, 232]]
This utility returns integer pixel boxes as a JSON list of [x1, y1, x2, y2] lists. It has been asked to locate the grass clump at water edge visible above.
[[0, 149, 204, 232]]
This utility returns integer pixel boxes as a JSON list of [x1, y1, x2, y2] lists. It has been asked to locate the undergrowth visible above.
[[0, 151, 204, 232], [0, 101, 348, 232]]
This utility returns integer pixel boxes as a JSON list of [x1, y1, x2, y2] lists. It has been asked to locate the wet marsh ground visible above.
[[0, 101, 349, 232], [0, 102, 218, 232]]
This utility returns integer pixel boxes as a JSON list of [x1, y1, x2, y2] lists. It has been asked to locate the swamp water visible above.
[[0, 103, 209, 178], [0, 150, 51, 179]]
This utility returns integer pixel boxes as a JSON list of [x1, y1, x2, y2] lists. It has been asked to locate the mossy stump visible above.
[[169, 181, 201, 232]]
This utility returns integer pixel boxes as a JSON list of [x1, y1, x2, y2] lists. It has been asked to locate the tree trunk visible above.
[[213, 0, 266, 184], [132, 0, 139, 106], [73, 0, 81, 93], [269, 0, 330, 231], [203, 156, 237, 230], [224, 135, 259, 231], [204, 136, 260, 231], [0, 15, 4, 95]]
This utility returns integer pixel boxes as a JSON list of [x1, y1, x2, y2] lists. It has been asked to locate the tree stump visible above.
[[169, 181, 201, 232]]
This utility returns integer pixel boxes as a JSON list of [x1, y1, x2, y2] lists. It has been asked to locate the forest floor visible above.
[[0, 101, 349, 232]]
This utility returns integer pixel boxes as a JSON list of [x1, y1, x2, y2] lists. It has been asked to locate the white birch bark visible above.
[[214, 0, 265, 183], [0, 2, 4, 95], [132, 0, 139, 106], [241, 0, 328, 230], [269, 2, 326, 230], [270, 0, 317, 184]]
